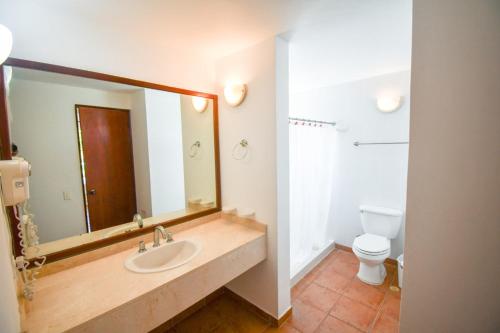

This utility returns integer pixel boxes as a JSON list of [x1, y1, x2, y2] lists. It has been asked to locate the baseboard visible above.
[[334, 243, 352, 253], [291, 240, 335, 287], [275, 306, 293, 327], [334, 243, 398, 266]]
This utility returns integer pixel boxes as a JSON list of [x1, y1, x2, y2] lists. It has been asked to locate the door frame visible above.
[[75, 104, 137, 233]]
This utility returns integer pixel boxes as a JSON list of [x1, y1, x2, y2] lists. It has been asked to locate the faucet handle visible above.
[[138, 240, 147, 253], [166, 232, 174, 243]]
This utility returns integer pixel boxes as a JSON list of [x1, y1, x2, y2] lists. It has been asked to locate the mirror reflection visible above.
[[3, 66, 217, 255]]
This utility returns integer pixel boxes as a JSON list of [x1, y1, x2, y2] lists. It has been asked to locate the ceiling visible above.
[[287, 0, 413, 91], [1, 0, 412, 90], [1, 0, 410, 60]]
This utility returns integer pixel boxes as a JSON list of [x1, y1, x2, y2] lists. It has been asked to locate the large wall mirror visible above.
[[0, 59, 220, 262]]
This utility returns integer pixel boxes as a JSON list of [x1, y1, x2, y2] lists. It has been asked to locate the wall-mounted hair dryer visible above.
[[0, 159, 30, 206]]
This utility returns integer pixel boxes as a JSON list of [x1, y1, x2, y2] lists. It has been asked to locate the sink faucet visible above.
[[133, 213, 143, 228], [138, 240, 147, 253], [153, 226, 173, 247]]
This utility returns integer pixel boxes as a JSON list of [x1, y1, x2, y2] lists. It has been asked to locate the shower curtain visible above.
[[289, 122, 335, 276]]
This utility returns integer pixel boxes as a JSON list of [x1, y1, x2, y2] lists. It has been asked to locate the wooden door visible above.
[[77, 106, 137, 232]]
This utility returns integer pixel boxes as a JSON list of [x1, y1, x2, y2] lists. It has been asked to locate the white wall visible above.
[[180, 95, 216, 204], [8, 78, 131, 243], [215, 37, 291, 318], [291, 71, 410, 259], [0, 199, 20, 333], [130, 90, 152, 217], [144, 89, 185, 215], [275, 37, 291, 316], [401, 0, 500, 331], [0, 2, 215, 93], [287, 0, 412, 93]]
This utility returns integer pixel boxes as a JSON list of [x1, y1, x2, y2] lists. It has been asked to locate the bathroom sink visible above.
[[124, 240, 201, 273]]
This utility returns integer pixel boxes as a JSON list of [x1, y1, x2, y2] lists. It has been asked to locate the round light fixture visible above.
[[224, 83, 247, 107], [376, 95, 402, 113], [192, 96, 208, 113], [0, 24, 13, 64]]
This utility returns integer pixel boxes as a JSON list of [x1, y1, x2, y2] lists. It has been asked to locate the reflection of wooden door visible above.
[[76, 105, 136, 232]]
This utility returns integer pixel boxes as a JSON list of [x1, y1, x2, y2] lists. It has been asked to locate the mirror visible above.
[[1, 61, 220, 260]]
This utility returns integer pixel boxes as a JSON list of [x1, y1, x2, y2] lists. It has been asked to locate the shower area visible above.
[[286, 0, 412, 285], [288, 116, 337, 280]]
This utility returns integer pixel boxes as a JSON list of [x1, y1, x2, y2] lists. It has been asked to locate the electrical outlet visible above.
[[63, 191, 71, 200]]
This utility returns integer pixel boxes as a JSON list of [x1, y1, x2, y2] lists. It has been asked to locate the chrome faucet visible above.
[[153, 226, 173, 247], [138, 240, 147, 253], [133, 213, 144, 228]]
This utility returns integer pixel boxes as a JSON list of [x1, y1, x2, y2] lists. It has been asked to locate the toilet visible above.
[[353, 205, 403, 285]]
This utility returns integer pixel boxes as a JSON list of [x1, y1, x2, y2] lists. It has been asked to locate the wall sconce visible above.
[[376, 95, 402, 113], [192, 96, 208, 113], [224, 83, 247, 107], [0, 24, 13, 64]]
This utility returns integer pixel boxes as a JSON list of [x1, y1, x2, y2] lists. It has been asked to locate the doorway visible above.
[[75, 105, 137, 232]]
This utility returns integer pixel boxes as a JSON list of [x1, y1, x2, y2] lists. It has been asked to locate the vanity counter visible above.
[[22, 217, 267, 333]]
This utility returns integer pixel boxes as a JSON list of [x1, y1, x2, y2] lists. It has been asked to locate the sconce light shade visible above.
[[0, 24, 13, 65], [224, 83, 247, 107], [192, 96, 208, 113], [376, 95, 402, 113]]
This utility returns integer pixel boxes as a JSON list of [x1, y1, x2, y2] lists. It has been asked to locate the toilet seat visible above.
[[353, 234, 390, 256]]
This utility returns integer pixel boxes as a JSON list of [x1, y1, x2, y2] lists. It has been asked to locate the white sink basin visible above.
[[124, 240, 200, 273]]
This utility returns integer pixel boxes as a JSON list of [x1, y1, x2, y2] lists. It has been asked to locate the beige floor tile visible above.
[[335, 250, 358, 264], [298, 282, 341, 313], [287, 298, 327, 333], [315, 266, 352, 294], [330, 296, 377, 332], [380, 294, 401, 321], [325, 257, 359, 279], [372, 313, 400, 333], [315, 315, 363, 333], [292, 278, 311, 300], [343, 279, 385, 309]]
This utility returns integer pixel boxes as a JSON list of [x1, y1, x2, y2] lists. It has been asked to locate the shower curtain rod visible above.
[[289, 117, 336, 126]]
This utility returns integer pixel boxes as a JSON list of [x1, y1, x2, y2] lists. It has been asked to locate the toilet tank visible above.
[[359, 205, 403, 239]]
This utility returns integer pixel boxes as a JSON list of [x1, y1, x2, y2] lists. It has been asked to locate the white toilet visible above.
[[353, 205, 403, 285]]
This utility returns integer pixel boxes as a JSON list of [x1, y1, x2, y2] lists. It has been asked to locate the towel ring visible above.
[[232, 139, 249, 160], [189, 141, 201, 158]]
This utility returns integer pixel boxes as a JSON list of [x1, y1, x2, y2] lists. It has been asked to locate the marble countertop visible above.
[[22, 217, 266, 333]]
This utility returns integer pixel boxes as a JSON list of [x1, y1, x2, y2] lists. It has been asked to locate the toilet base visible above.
[[357, 261, 386, 285]]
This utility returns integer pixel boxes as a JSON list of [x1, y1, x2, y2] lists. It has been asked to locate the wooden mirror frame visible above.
[[0, 58, 221, 263]]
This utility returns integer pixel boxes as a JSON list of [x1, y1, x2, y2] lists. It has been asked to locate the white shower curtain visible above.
[[289, 122, 335, 276]]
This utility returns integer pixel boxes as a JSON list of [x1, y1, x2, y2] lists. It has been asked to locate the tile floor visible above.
[[168, 249, 401, 333]]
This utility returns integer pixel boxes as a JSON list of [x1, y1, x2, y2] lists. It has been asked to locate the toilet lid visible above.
[[353, 234, 390, 254]]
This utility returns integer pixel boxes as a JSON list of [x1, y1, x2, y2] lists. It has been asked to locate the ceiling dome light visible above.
[[224, 83, 247, 107], [192, 96, 208, 113], [0, 24, 13, 64], [376, 95, 402, 113]]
